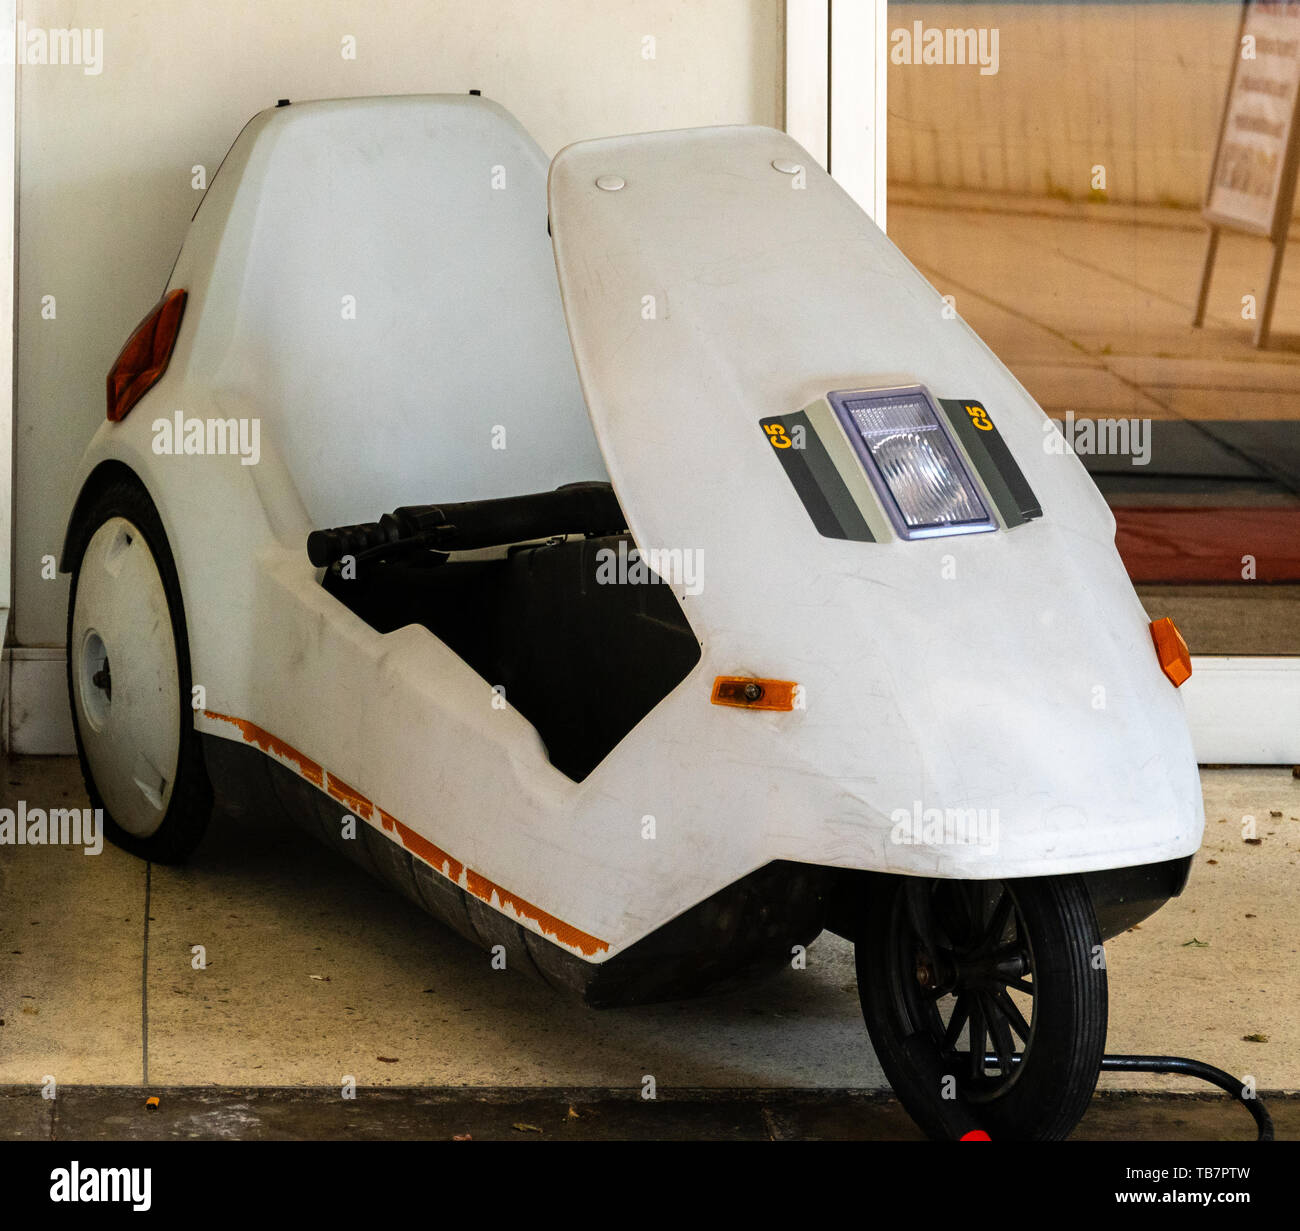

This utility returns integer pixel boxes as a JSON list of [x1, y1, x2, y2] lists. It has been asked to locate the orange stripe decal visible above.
[[326, 773, 373, 822], [205, 711, 324, 787], [378, 808, 464, 882], [203, 710, 608, 957]]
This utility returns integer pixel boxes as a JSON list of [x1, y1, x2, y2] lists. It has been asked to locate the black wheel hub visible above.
[[91, 656, 112, 701], [901, 882, 1037, 1099]]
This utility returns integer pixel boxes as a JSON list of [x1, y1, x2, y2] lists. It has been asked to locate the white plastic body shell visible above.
[[65, 97, 1204, 963]]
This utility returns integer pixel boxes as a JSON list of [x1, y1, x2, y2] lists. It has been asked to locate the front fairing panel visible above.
[[548, 125, 1203, 871]]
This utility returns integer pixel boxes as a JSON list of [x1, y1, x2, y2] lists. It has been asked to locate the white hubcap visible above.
[[71, 517, 182, 838]]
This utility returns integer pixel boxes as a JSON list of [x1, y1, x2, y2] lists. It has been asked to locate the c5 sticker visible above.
[[759, 411, 875, 542], [938, 397, 1042, 527]]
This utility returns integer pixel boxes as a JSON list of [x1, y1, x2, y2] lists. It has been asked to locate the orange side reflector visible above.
[[711, 676, 799, 711], [1150, 617, 1192, 688], [106, 288, 188, 421]]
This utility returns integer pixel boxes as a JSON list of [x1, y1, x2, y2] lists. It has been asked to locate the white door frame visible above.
[[785, 0, 887, 230], [1182, 658, 1300, 765], [0, 0, 15, 695]]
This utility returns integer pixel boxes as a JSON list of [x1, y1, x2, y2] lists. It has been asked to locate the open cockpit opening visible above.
[[313, 484, 701, 782]]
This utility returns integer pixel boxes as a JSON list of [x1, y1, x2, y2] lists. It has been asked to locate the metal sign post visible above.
[[1194, 0, 1300, 348]]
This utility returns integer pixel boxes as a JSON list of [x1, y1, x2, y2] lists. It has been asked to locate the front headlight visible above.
[[829, 386, 996, 540]]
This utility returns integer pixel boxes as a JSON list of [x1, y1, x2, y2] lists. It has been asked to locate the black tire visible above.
[[856, 873, 1107, 1141], [65, 475, 214, 863]]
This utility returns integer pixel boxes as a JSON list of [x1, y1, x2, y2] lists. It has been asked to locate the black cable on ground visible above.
[[987, 1052, 1274, 1140], [1100, 1054, 1274, 1142]]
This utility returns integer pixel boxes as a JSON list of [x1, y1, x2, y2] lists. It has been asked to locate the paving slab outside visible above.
[[888, 187, 1300, 405], [2, 192, 1298, 1140]]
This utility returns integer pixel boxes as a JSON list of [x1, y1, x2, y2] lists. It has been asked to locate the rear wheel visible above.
[[66, 476, 213, 863], [856, 874, 1106, 1140]]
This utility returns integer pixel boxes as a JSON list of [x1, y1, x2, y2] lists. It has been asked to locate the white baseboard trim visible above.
[[1, 645, 1296, 765], [1183, 657, 1300, 765], [5, 645, 75, 755]]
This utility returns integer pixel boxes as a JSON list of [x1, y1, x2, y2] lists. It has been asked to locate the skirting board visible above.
[[1180, 657, 1300, 766], [2, 646, 1296, 765], [5, 646, 76, 755]]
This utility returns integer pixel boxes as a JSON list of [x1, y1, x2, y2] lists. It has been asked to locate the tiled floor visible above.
[[2, 755, 1297, 1106]]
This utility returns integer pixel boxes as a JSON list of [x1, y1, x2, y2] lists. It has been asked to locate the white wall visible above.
[[13, 0, 784, 659]]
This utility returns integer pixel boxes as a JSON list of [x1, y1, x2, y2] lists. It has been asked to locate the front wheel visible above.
[[856, 874, 1107, 1141]]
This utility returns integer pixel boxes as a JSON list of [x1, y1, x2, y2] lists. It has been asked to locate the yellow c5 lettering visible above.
[[764, 422, 793, 449]]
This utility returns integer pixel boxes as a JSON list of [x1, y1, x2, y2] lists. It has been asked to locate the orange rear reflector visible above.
[[711, 676, 799, 711], [106, 288, 188, 421], [1150, 617, 1192, 688]]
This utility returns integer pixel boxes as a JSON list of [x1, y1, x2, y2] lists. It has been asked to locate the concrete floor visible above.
[[1, 753, 1297, 1140], [5, 1085, 1295, 1142]]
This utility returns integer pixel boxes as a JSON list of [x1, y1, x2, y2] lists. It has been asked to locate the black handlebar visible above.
[[306, 512, 406, 568], [307, 482, 626, 569]]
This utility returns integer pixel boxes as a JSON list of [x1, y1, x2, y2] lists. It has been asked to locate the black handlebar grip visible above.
[[306, 515, 400, 568]]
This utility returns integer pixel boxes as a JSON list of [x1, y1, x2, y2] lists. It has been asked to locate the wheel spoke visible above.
[[982, 892, 1014, 950], [995, 988, 1033, 1042], [985, 993, 1017, 1071], [967, 998, 986, 1080], [1005, 977, 1035, 996], [932, 888, 965, 950], [942, 994, 970, 1052], [962, 882, 987, 936]]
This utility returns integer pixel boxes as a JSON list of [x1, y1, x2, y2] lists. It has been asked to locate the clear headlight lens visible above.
[[830, 388, 995, 539]]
